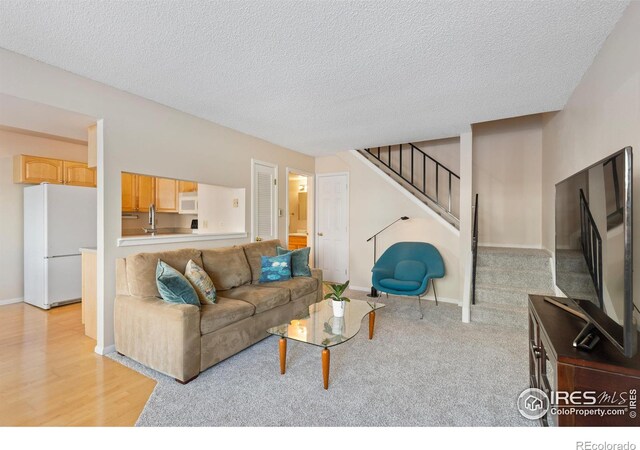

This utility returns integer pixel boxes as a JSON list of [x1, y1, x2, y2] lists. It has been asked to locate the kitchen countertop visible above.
[[117, 230, 248, 247], [79, 247, 97, 253], [288, 232, 308, 237]]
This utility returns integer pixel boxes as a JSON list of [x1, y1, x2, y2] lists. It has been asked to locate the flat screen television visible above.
[[555, 146, 637, 357]]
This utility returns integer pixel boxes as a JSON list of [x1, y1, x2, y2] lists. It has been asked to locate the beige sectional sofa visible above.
[[114, 240, 322, 383]]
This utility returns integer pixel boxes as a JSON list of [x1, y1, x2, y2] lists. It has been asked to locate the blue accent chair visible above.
[[371, 242, 445, 319]]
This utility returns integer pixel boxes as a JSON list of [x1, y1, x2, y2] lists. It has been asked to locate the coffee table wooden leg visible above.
[[322, 347, 330, 390], [279, 338, 287, 375], [369, 310, 376, 340]]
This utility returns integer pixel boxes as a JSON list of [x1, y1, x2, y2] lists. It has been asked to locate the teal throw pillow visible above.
[[259, 253, 292, 283], [277, 246, 312, 277], [156, 260, 200, 306]]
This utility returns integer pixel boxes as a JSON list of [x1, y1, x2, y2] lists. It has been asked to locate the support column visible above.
[[459, 129, 473, 323]]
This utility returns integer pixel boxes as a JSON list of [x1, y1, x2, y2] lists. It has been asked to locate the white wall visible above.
[[0, 48, 315, 352], [197, 184, 245, 233], [413, 137, 461, 175], [541, 2, 639, 310], [472, 114, 544, 248], [315, 151, 461, 302], [0, 129, 88, 303]]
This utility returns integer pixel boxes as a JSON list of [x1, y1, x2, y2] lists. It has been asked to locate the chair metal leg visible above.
[[432, 280, 439, 306], [385, 292, 389, 299], [417, 295, 424, 319]]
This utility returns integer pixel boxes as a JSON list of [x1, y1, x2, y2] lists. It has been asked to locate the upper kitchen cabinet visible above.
[[121, 172, 137, 212], [121, 173, 155, 212], [178, 180, 198, 193], [155, 177, 178, 212], [136, 175, 155, 212], [13, 154, 63, 184], [63, 161, 97, 187]]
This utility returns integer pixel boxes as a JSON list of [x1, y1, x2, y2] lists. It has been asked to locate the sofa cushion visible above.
[[259, 253, 292, 283], [219, 285, 290, 314], [241, 240, 281, 283], [126, 248, 203, 298], [200, 297, 255, 335], [265, 277, 318, 301], [201, 247, 252, 290]]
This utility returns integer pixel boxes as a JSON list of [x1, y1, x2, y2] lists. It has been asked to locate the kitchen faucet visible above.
[[144, 203, 157, 233]]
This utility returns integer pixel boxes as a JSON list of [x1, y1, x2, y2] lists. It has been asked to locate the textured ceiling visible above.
[[0, 1, 628, 155]]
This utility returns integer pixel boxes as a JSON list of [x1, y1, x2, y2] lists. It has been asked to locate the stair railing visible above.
[[579, 189, 603, 308], [362, 143, 460, 222], [471, 193, 479, 305]]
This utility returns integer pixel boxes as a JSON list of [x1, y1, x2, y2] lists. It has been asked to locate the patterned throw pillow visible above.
[[156, 260, 200, 306], [184, 259, 217, 304], [276, 246, 312, 277], [258, 253, 292, 283]]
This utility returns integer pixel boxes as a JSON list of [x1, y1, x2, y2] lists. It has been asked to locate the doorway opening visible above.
[[286, 168, 314, 264]]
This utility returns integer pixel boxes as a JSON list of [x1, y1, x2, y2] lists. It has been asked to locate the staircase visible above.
[[472, 247, 555, 329], [555, 249, 599, 305], [357, 144, 460, 229]]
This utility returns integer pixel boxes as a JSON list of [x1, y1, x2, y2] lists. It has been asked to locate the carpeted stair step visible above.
[[471, 303, 528, 330], [472, 247, 554, 327], [556, 255, 590, 273], [476, 267, 554, 291], [556, 270, 594, 290], [477, 247, 551, 271], [474, 284, 553, 308]]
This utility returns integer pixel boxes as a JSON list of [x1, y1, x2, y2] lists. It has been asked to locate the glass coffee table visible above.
[[267, 298, 385, 390]]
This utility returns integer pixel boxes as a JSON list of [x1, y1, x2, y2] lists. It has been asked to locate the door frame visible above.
[[250, 158, 279, 242], [314, 172, 350, 279], [285, 167, 314, 252]]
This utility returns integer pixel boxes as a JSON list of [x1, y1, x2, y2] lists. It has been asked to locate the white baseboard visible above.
[[0, 297, 23, 306], [349, 285, 460, 305], [94, 344, 116, 356]]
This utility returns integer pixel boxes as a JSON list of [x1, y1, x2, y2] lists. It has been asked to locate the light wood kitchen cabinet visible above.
[[13, 155, 64, 184], [121, 172, 137, 212], [155, 177, 178, 212], [63, 161, 96, 187], [178, 180, 198, 193], [137, 175, 155, 212], [121, 173, 155, 212]]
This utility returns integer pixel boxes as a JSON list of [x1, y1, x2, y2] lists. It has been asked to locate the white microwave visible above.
[[178, 192, 198, 214]]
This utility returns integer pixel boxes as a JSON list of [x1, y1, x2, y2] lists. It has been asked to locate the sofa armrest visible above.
[[114, 294, 201, 382], [311, 268, 323, 303]]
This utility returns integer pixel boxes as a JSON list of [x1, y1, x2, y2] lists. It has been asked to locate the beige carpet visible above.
[[109, 290, 536, 427]]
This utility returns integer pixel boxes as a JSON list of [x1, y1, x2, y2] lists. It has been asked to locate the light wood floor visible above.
[[0, 302, 155, 426]]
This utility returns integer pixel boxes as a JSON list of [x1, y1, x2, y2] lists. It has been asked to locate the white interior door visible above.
[[316, 173, 349, 283], [252, 160, 278, 242]]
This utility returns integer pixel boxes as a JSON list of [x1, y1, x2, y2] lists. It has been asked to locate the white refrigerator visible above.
[[24, 183, 97, 309]]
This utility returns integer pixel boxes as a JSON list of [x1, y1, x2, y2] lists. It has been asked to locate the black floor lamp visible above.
[[366, 216, 410, 298]]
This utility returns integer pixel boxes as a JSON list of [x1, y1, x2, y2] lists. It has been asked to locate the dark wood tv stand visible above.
[[528, 295, 640, 426]]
